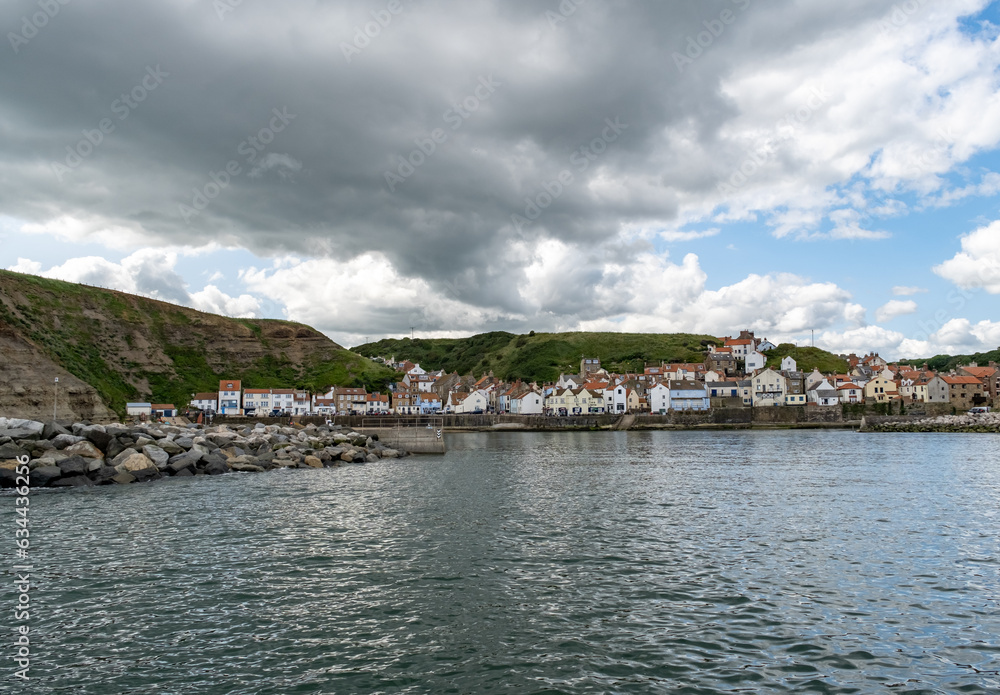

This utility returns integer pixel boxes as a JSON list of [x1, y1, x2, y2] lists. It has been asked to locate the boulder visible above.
[[111, 472, 136, 485], [63, 440, 104, 460], [104, 424, 130, 437], [167, 455, 198, 475], [230, 462, 265, 472], [0, 468, 18, 488], [173, 467, 194, 477], [142, 445, 170, 469], [366, 454, 379, 463], [51, 434, 85, 449], [157, 439, 185, 455], [116, 453, 156, 473], [83, 428, 114, 452], [111, 448, 139, 468], [31, 466, 63, 487], [53, 475, 94, 488], [90, 466, 119, 484], [130, 467, 160, 482], [202, 458, 229, 475], [0, 418, 45, 435], [42, 421, 73, 439], [303, 456, 323, 468], [57, 455, 90, 476], [0, 443, 28, 460], [340, 450, 355, 463], [134, 436, 155, 450], [174, 437, 194, 450]]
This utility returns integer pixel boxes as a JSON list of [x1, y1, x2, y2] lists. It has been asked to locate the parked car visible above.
[[969, 406, 991, 414]]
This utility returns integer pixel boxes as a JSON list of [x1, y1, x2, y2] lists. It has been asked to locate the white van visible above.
[[968, 406, 991, 414]]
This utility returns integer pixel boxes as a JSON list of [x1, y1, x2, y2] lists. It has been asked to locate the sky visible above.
[[2, 0, 1000, 359]]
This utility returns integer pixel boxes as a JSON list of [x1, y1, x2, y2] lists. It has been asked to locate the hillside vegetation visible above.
[[765, 344, 849, 374], [899, 348, 1000, 372], [0, 270, 398, 416], [354, 331, 719, 382]]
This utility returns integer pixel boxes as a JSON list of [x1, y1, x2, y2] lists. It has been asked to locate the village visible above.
[[126, 331, 999, 420]]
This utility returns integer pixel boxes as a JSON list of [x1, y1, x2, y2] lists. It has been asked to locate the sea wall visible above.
[[0, 417, 405, 489], [863, 412, 1000, 433]]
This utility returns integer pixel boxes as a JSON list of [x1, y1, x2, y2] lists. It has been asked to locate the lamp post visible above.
[[53, 377, 59, 422]]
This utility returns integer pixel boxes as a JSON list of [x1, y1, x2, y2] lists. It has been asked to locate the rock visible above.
[[31, 466, 63, 486], [229, 462, 265, 472], [111, 448, 139, 468], [303, 455, 323, 468], [167, 456, 198, 474], [130, 467, 160, 482], [63, 440, 104, 460], [0, 443, 28, 460], [157, 439, 185, 455], [53, 475, 94, 487], [0, 469, 18, 488], [57, 455, 90, 476], [174, 437, 194, 450], [0, 418, 45, 435], [51, 433, 85, 449], [0, 459, 20, 470], [142, 445, 170, 469], [90, 466, 119, 484], [366, 454, 379, 463], [42, 421, 73, 439], [381, 449, 399, 459], [104, 424, 129, 437], [202, 458, 229, 475], [84, 428, 114, 452], [173, 467, 194, 477], [116, 453, 155, 473], [134, 436, 155, 449], [340, 451, 355, 462], [111, 472, 136, 484]]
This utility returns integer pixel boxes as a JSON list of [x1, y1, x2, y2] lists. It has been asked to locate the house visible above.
[[837, 382, 863, 404], [751, 368, 786, 406], [293, 390, 312, 415], [648, 382, 670, 414], [738, 379, 753, 406], [126, 402, 152, 417], [270, 389, 296, 415], [724, 337, 756, 357], [780, 356, 797, 372], [807, 379, 839, 406], [705, 352, 737, 375], [241, 389, 272, 415], [189, 392, 218, 413], [510, 390, 544, 415], [218, 380, 242, 415], [937, 375, 986, 410], [366, 393, 390, 415], [330, 387, 367, 414], [313, 398, 337, 415], [452, 389, 489, 414], [668, 380, 710, 411], [745, 350, 766, 372], [863, 376, 898, 403], [605, 382, 630, 413], [757, 339, 777, 352], [547, 388, 604, 415], [805, 368, 825, 392], [783, 371, 806, 405], [708, 381, 740, 399], [151, 404, 176, 417], [580, 357, 602, 375], [959, 363, 999, 404]]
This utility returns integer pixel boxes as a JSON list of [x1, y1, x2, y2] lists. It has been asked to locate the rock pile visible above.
[[866, 412, 1000, 433], [0, 417, 405, 488]]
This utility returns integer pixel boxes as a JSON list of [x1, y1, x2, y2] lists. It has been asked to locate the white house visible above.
[[366, 393, 390, 414], [511, 390, 544, 414], [189, 392, 218, 413], [605, 382, 630, 413], [649, 383, 670, 414], [669, 380, 710, 411], [451, 389, 489, 414], [837, 382, 863, 404], [218, 380, 242, 415], [757, 339, 777, 352], [781, 356, 798, 372], [745, 350, 766, 372], [807, 378, 840, 406], [127, 402, 152, 417]]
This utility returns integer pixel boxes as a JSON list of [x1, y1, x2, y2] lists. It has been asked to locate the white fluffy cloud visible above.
[[820, 317, 1000, 359], [875, 299, 919, 322], [892, 285, 927, 296], [6, 250, 260, 318], [934, 220, 1000, 292]]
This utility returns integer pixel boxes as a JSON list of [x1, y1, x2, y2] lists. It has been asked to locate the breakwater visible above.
[[0, 417, 406, 489], [862, 412, 1000, 433]]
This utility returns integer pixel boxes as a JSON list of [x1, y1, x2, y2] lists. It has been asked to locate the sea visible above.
[[4, 429, 1000, 694]]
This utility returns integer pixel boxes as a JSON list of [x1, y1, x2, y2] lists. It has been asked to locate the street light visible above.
[[53, 377, 59, 422]]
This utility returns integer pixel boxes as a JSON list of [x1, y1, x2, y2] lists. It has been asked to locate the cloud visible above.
[[10, 251, 260, 317], [892, 285, 927, 296], [934, 219, 1000, 292], [659, 228, 720, 242], [875, 299, 918, 322], [820, 317, 1000, 359]]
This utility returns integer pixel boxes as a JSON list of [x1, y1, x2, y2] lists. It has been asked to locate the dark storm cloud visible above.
[[1, 0, 899, 319]]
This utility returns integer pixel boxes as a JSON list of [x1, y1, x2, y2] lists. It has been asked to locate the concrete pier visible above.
[[357, 417, 447, 454]]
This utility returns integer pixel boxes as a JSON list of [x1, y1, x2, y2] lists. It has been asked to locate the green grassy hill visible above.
[[899, 348, 1000, 372], [0, 270, 398, 416], [353, 331, 718, 383], [765, 344, 849, 374]]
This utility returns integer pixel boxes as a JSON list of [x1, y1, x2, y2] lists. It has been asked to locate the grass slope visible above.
[[355, 331, 718, 382], [765, 344, 849, 374], [0, 270, 398, 415], [899, 347, 1000, 372]]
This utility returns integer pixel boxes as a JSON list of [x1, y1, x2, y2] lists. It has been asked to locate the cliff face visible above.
[[0, 270, 396, 419]]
